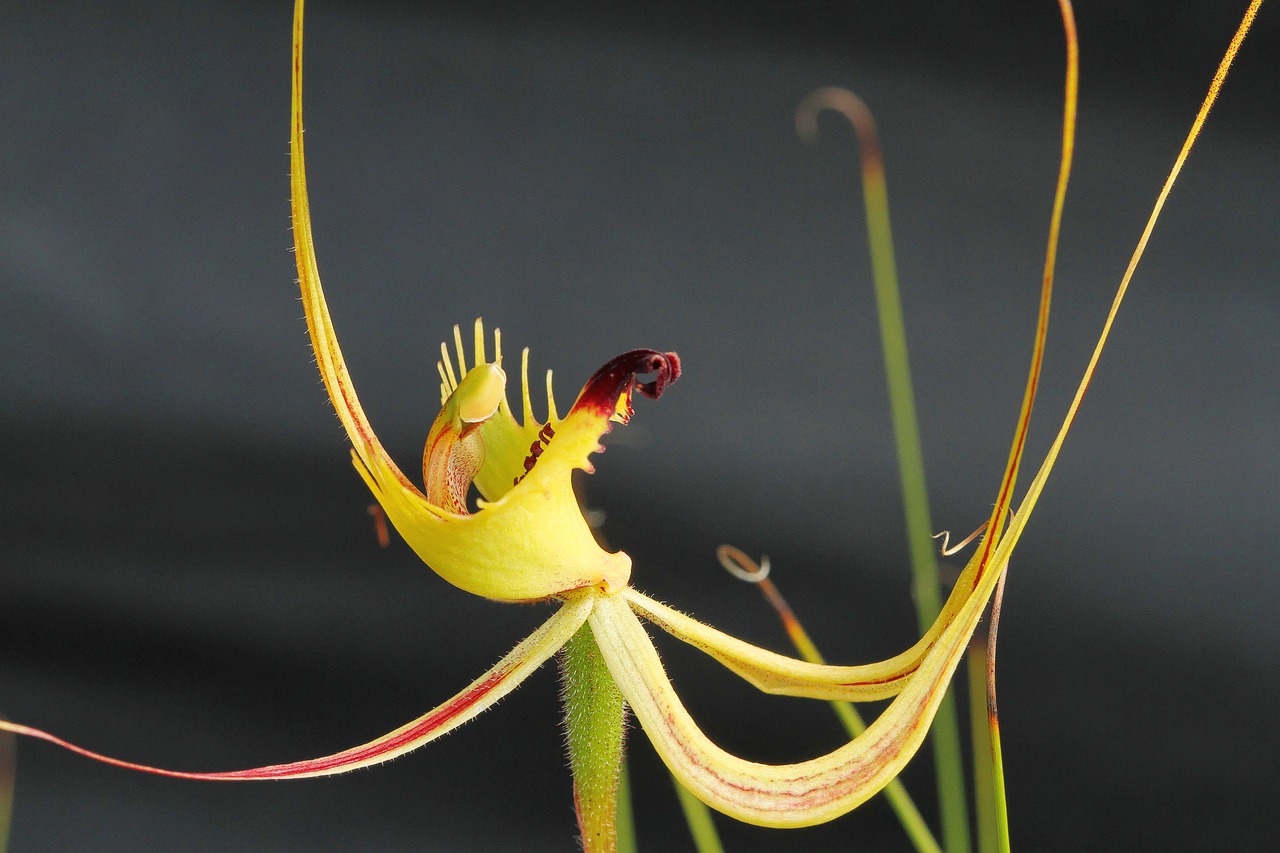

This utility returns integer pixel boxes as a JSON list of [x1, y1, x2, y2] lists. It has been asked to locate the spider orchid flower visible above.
[[1, 0, 1262, 846]]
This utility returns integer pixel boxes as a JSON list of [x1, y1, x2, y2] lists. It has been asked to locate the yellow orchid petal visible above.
[[422, 352, 506, 515], [434, 320, 553, 504], [592, 546, 1006, 828], [0, 594, 593, 780], [623, 543, 993, 702], [624, 588, 914, 702], [292, 1, 681, 601]]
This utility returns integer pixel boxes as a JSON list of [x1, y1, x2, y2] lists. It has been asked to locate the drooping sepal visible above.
[[588, 551, 1008, 829], [0, 596, 593, 780]]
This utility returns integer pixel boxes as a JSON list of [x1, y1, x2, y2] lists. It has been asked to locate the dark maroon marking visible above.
[[512, 353, 678, 486], [514, 423, 559, 486], [571, 350, 681, 421]]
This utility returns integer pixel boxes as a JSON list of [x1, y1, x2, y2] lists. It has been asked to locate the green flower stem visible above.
[[672, 779, 725, 853], [799, 88, 970, 853], [966, 643, 998, 853], [862, 120, 970, 853], [991, 724, 1009, 853], [561, 623, 629, 853], [0, 726, 13, 853], [986, 569, 1012, 853], [616, 761, 637, 853]]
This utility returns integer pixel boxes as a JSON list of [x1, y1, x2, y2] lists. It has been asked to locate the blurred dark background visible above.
[[2, 1, 1276, 850]]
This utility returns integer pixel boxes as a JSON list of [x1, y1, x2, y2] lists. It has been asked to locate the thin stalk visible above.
[[797, 88, 969, 853], [0, 726, 13, 853], [991, 728, 1008, 853], [967, 636, 998, 853], [673, 780, 726, 853], [967, 5, 1266, 843], [986, 569, 1011, 853], [968, 4, 1077, 850], [561, 623, 629, 853], [616, 761, 637, 853]]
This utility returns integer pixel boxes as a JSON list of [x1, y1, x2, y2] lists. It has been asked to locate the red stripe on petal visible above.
[[227, 665, 517, 778], [0, 664, 516, 782]]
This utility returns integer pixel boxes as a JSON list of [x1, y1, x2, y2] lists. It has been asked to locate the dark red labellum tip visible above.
[[572, 349, 682, 421]]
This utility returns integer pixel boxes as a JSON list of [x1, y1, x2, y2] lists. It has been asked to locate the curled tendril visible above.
[[716, 544, 771, 583], [795, 86, 883, 168], [931, 521, 990, 558]]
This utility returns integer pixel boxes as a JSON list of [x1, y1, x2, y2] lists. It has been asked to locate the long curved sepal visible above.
[[292, 0, 673, 602], [591, 549, 1007, 827], [291, 0, 418, 499], [0, 595, 593, 780]]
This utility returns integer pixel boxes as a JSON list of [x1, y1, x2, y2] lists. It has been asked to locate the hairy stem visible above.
[[561, 623, 629, 853]]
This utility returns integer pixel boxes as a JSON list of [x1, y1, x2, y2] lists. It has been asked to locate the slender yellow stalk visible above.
[[976, 0, 1078, 573], [969, 5, 1076, 846]]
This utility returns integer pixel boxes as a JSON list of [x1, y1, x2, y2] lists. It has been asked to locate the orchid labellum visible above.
[[0, 0, 1264, 849]]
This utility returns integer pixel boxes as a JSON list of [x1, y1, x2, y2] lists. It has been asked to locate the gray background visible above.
[[2, 1, 1277, 850]]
